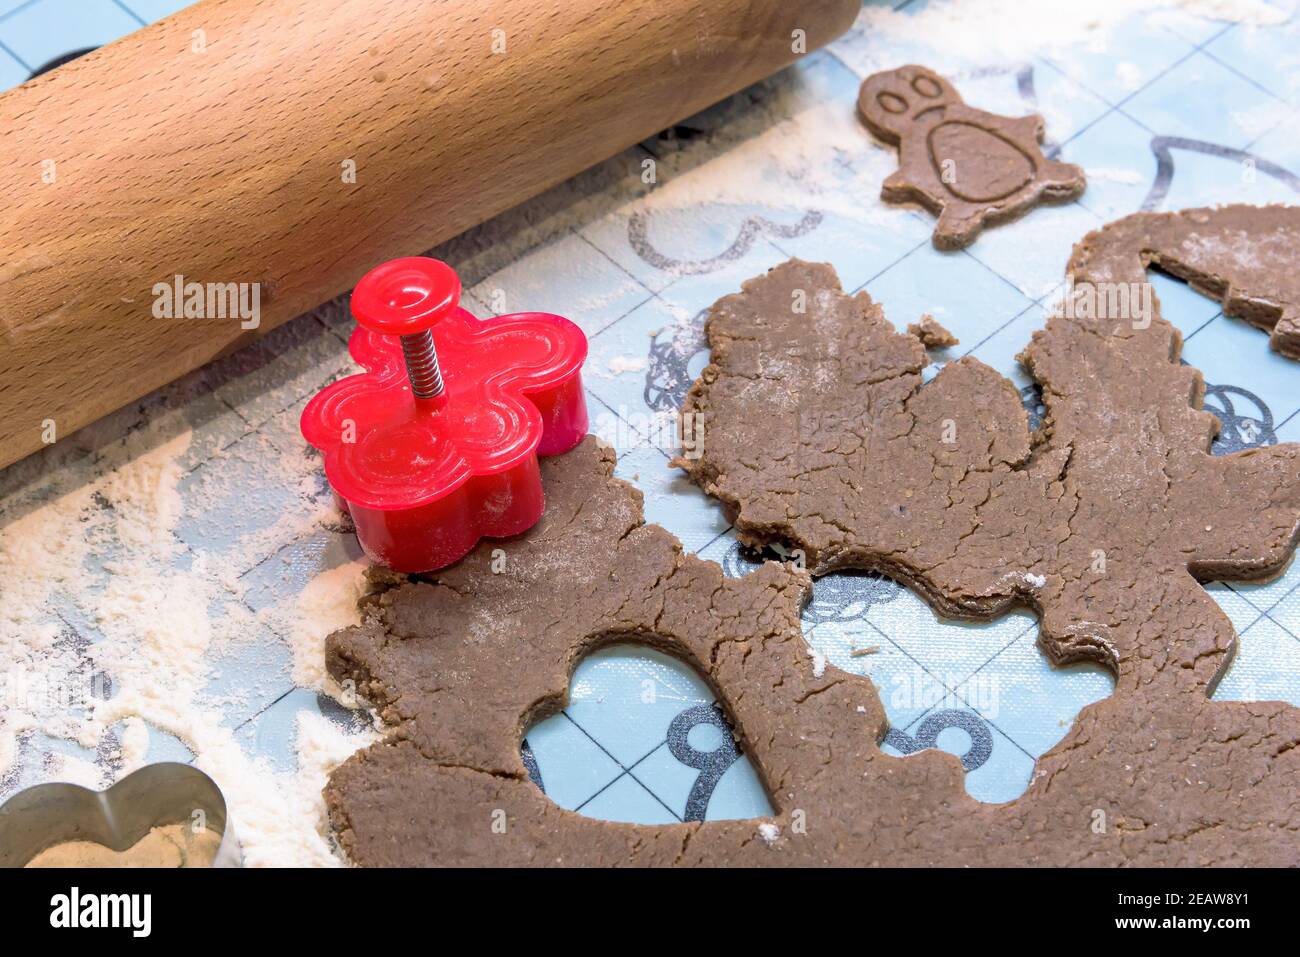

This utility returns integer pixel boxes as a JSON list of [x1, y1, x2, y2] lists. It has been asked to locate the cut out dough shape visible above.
[[858, 65, 1085, 250], [326, 434, 1300, 865], [677, 258, 1300, 697], [1069, 204, 1300, 361]]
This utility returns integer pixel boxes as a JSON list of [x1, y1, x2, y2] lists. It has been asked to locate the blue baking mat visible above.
[[3, 0, 1298, 841]]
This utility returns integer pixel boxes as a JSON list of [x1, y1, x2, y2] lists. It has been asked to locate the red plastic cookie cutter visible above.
[[300, 257, 588, 573]]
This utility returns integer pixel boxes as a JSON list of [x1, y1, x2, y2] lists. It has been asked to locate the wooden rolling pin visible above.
[[0, 0, 858, 470]]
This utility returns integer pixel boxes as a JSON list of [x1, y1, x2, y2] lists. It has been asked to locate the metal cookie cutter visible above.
[[0, 762, 241, 867]]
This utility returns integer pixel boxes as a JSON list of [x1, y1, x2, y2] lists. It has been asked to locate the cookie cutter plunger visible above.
[[355, 258, 455, 400], [301, 257, 589, 573]]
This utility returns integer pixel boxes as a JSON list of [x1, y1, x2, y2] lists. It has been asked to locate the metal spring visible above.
[[400, 330, 445, 399]]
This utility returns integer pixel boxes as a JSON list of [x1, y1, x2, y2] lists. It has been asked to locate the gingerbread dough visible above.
[[325, 433, 1300, 866], [908, 313, 958, 348], [678, 257, 1300, 695], [858, 65, 1085, 250], [1069, 204, 1300, 361]]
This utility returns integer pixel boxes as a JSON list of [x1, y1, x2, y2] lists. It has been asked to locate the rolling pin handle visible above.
[[351, 257, 461, 401]]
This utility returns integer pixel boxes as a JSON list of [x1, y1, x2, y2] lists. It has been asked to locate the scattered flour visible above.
[[261, 558, 371, 693], [192, 709, 376, 868], [846, 0, 1292, 71], [604, 355, 648, 377], [1115, 62, 1144, 91], [117, 716, 150, 774], [45, 753, 103, 790], [635, 94, 892, 228], [0, 395, 378, 866], [811, 650, 828, 679], [1085, 167, 1144, 185], [757, 822, 781, 845], [1231, 99, 1295, 138], [1180, 0, 1291, 24]]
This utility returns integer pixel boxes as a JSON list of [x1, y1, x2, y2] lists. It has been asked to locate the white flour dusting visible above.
[[845, 0, 1291, 72], [260, 558, 371, 693], [1180, 0, 1291, 23], [118, 716, 150, 774], [1115, 63, 1144, 91], [811, 650, 828, 679], [605, 356, 650, 377], [637, 95, 894, 226], [1231, 99, 1295, 138], [46, 753, 103, 790], [1085, 167, 1144, 185], [0, 404, 378, 866]]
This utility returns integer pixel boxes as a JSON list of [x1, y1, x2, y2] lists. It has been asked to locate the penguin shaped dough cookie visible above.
[[858, 65, 1086, 250]]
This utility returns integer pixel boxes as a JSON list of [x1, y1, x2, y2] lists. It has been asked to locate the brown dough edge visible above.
[[666, 255, 1300, 865], [1068, 204, 1300, 361], [857, 64, 1086, 250], [325, 428, 1300, 864]]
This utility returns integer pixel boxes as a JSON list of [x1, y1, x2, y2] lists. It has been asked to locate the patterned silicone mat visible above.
[[4, 0, 1299, 839]]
